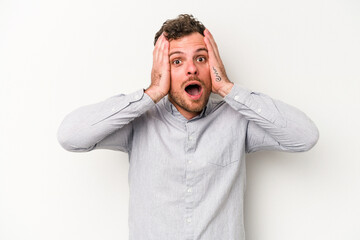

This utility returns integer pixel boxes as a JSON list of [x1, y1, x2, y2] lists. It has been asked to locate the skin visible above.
[[145, 29, 234, 120], [167, 32, 212, 118]]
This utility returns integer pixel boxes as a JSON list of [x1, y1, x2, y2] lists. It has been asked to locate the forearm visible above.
[[224, 84, 319, 152], [57, 89, 155, 152]]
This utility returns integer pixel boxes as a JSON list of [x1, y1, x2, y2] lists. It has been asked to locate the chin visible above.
[[184, 96, 210, 113], [169, 86, 211, 114]]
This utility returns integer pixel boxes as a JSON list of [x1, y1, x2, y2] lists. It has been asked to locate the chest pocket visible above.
[[199, 131, 242, 167]]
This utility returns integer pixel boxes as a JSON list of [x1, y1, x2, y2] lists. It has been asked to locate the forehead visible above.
[[169, 32, 206, 53]]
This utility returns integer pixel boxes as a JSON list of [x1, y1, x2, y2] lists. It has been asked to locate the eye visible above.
[[197, 56, 206, 62], [172, 59, 182, 65]]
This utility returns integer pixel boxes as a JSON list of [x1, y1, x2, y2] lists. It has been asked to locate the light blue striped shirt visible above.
[[57, 84, 319, 240]]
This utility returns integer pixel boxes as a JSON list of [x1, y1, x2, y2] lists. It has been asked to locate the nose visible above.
[[186, 60, 198, 76]]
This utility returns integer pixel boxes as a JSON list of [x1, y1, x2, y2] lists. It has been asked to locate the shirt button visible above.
[[257, 108, 262, 113], [111, 107, 116, 112], [188, 136, 194, 141], [188, 160, 192, 164], [186, 218, 192, 223], [187, 188, 192, 193], [234, 95, 240, 101]]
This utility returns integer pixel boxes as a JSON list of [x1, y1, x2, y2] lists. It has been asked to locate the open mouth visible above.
[[184, 82, 203, 100]]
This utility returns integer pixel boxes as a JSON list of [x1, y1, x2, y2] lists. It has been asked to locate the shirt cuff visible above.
[[224, 84, 253, 105]]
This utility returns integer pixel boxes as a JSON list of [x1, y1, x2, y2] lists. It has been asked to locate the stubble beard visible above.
[[168, 79, 211, 114]]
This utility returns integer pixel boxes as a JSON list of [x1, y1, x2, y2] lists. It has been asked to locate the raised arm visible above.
[[224, 85, 319, 153], [57, 33, 171, 153], [57, 90, 155, 152], [204, 29, 319, 153]]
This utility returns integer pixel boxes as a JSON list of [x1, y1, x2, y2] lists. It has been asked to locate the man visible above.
[[58, 14, 319, 240]]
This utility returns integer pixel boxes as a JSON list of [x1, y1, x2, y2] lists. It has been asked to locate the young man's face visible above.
[[168, 32, 212, 119]]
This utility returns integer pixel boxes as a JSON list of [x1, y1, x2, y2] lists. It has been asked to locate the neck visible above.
[[168, 98, 202, 120]]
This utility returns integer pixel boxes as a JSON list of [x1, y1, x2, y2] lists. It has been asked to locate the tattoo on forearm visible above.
[[212, 67, 222, 82]]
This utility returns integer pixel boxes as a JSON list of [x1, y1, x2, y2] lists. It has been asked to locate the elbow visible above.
[[303, 130, 319, 151], [57, 126, 78, 152], [280, 122, 319, 153], [57, 123, 94, 152], [57, 106, 99, 152], [297, 124, 320, 152]]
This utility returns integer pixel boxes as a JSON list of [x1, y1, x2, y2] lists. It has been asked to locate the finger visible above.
[[154, 33, 163, 52], [204, 36, 218, 63], [159, 33, 169, 59], [204, 35, 222, 68], [205, 29, 218, 50], [158, 35, 168, 63], [162, 38, 169, 62], [204, 29, 214, 50], [204, 29, 221, 61], [204, 35, 217, 63], [155, 33, 166, 60], [154, 34, 164, 61]]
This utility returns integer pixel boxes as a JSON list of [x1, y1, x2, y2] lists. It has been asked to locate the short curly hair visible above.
[[154, 14, 206, 45]]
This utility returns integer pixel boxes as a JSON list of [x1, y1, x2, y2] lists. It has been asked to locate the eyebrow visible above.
[[169, 48, 208, 57], [196, 48, 208, 53]]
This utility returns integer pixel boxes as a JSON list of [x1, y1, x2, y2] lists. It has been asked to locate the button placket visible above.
[[184, 122, 196, 238]]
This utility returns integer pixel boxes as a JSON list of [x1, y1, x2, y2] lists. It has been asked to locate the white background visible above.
[[1, 0, 359, 239]]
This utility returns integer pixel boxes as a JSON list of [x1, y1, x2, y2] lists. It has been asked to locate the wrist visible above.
[[217, 81, 234, 97], [145, 86, 166, 103]]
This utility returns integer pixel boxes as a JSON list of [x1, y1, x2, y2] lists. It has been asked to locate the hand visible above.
[[145, 33, 171, 103], [204, 29, 234, 97]]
